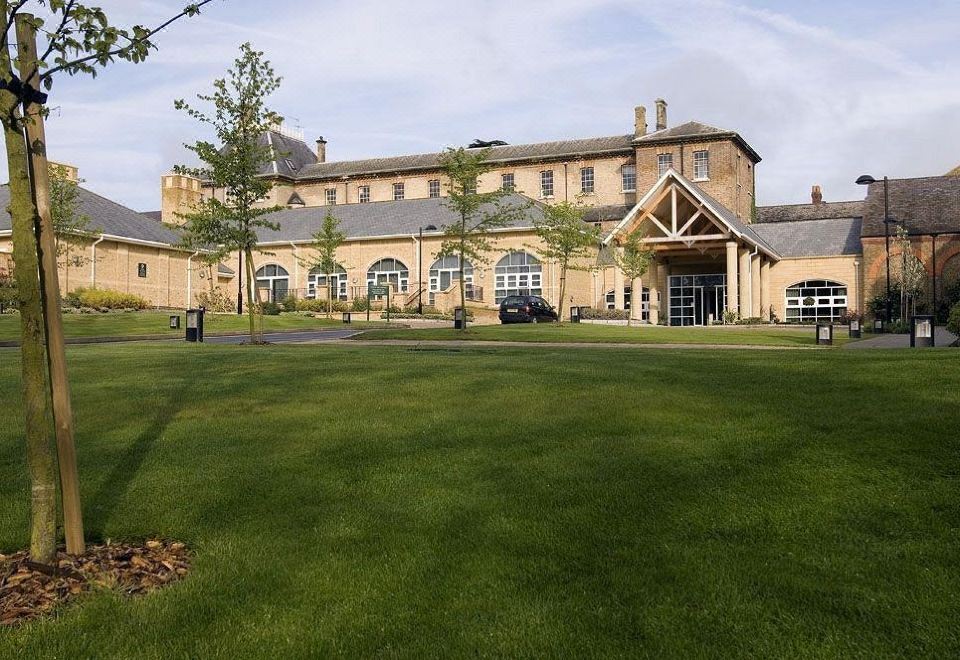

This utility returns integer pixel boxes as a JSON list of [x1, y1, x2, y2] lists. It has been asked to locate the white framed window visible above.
[[580, 167, 595, 194], [393, 182, 405, 201], [605, 286, 650, 320], [358, 185, 370, 203], [428, 179, 441, 198], [501, 173, 515, 192], [657, 153, 673, 178], [464, 178, 477, 195], [495, 251, 542, 303], [540, 170, 554, 198], [308, 265, 348, 301], [367, 258, 409, 294], [785, 280, 847, 323], [429, 255, 474, 304], [325, 188, 337, 205], [621, 164, 636, 192], [255, 264, 290, 303], [693, 150, 710, 180]]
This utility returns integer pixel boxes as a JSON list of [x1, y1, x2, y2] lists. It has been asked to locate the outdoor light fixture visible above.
[[169, 314, 181, 330], [185, 307, 205, 343], [849, 318, 861, 339], [454, 306, 466, 330], [816, 322, 833, 346], [910, 315, 934, 348], [342, 311, 352, 324], [570, 306, 581, 323], [874, 318, 884, 333], [856, 174, 895, 323]]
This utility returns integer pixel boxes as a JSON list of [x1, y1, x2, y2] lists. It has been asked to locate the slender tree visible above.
[[615, 232, 653, 326], [300, 212, 346, 318], [892, 225, 925, 320], [175, 42, 283, 344], [49, 163, 97, 269], [530, 200, 600, 322], [436, 147, 528, 326], [0, 1, 212, 563]]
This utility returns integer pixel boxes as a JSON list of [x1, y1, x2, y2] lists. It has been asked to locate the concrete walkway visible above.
[[843, 327, 958, 349], [319, 339, 827, 350]]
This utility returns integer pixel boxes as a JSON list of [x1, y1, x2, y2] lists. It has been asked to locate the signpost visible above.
[[368, 284, 390, 322]]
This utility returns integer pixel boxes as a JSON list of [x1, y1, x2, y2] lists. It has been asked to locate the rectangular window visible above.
[[501, 173, 515, 192], [621, 164, 636, 192], [428, 179, 441, 198], [580, 167, 595, 194], [137, 263, 147, 278], [358, 185, 370, 203], [658, 153, 673, 178], [540, 170, 554, 198], [393, 182, 405, 201], [693, 150, 710, 180], [325, 188, 337, 205], [464, 178, 477, 195]]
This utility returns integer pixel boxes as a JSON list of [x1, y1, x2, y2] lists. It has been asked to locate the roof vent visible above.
[[468, 139, 508, 149]]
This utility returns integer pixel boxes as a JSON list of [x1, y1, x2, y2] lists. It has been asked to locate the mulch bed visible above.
[[0, 539, 190, 626]]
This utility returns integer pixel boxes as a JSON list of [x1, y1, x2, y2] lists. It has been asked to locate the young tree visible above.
[[176, 42, 283, 344], [301, 213, 346, 318], [0, 1, 212, 564], [436, 147, 528, 326], [530, 201, 600, 322], [892, 225, 925, 320], [49, 163, 97, 269], [615, 232, 654, 326]]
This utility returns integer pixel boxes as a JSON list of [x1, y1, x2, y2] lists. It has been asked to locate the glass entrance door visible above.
[[669, 274, 726, 326]]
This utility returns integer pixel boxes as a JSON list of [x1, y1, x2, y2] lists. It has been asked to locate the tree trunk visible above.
[[458, 233, 466, 330], [556, 259, 567, 323], [327, 279, 332, 319], [0, 42, 58, 564], [243, 246, 258, 343]]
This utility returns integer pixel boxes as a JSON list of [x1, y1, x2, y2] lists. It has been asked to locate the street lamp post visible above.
[[856, 174, 894, 323], [418, 224, 437, 315]]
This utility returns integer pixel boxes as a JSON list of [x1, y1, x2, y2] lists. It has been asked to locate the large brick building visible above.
[[4, 100, 959, 324]]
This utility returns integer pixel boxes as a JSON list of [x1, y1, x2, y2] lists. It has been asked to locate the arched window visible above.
[[429, 255, 474, 304], [367, 258, 409, 294], [606, 286, 649, 320], [255, 264, 290, 302], [308, 265, 348, 301], [494, 252, 541, 303], [785, 279, 847, 322]]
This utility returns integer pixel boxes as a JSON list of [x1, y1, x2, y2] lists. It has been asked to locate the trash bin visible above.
[[569, 306, 581, 323], [848, 319, 861, 339], [169, 314, 181, 330], [186, 307, 205, 342], [342, 311, 352, 324], [873, 319, 884, 333], [910, 315, 934, 348], [816, 323, 833, 346], [454, 307, 466, 330]]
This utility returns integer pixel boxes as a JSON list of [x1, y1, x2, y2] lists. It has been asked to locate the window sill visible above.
[[540, 195, 555, 200], [621, 189, 637, 194], [693, 177, 710, 183]]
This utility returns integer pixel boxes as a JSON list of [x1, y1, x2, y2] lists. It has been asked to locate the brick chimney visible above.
[[811, 185, 823, 205], [634, 105, 647, 136], [316, 136, 327, 163], [655, 98, 667, 131]]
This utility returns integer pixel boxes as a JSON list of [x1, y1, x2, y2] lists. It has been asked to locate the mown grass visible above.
[[0, 311, 381, 342], [0, 343, 958, 657], [356, 322, 853, 346]]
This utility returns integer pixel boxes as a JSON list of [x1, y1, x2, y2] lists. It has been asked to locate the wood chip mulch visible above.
[[0, 539, 190, 626]]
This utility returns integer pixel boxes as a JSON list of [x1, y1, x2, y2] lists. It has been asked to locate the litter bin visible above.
[[910, 315, 934, 348], [185, 307, 205, 342], [169, 314, 181, 330], [342, 311, 352, 324], [454, 307, 466, 330], [816, 323, 833, 346], [873, 319, 884, 333], [570, 306, 581, 323], [848, 318, 861, 339]]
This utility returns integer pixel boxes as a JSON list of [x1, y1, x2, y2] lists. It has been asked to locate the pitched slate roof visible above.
[[756, 200, 864, 224], [254, 193, 544, 244], [0, 185, 184, 246], [140, 210, 163, 221], [751, 217, 862, 258], [633, 121, 762, 162], [861, 176, 960, 237], [295, 135, 636, 181]]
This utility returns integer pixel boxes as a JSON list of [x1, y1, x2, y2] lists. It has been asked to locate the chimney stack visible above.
[[655, 98, 667, 131], [634, 105, 647, 136], [316, 136, 327, 163], [811, 185, 823, 205]]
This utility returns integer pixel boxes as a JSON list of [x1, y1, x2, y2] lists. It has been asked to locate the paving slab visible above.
[[843, 327, 958, 349]]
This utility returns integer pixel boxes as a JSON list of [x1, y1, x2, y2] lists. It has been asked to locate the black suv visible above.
[[498, 295, 558, 324]]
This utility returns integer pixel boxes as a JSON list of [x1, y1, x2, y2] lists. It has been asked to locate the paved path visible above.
[[317, 339, 827, 350], [843, 327, 957, 349], [205, 329, 360, 344]]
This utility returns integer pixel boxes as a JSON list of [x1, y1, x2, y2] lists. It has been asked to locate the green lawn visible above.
[[1, 343, 958, 657], [0, 311, 380, 342], [357, 322, 852, 346]]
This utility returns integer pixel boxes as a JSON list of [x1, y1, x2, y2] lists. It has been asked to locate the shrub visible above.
[[67, 287, 149, 310], [722, 310, 740, 325], [580, 307, 628, 320], [735, 317, 764, 325], [196, 288, 234, 313], [947, 302, 960, 337], [840, 309, 864, 325], [296, 298, 328, 313], [351, 296, 370, 312], [279, 294, 300, 313], [259, 301, 281, 316]]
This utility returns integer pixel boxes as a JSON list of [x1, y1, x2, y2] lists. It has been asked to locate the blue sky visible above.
[[11, 0, 960, 211]]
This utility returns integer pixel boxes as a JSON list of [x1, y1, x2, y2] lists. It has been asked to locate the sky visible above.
[[8, 0, 960, 211]]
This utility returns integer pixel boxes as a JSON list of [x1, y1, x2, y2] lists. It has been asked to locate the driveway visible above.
[[844, 327, 958, 349]]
